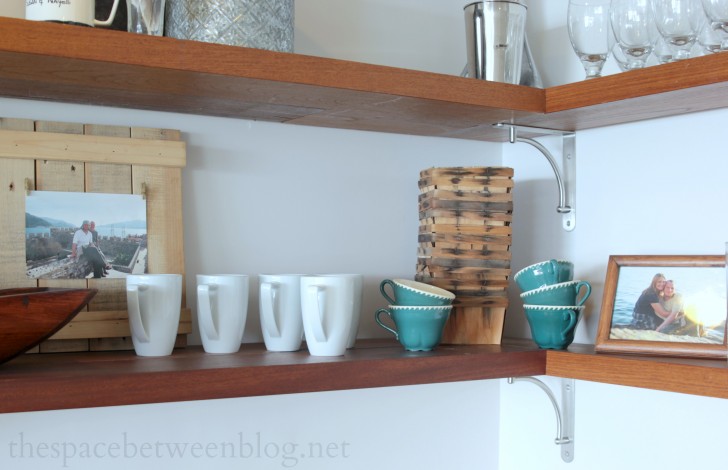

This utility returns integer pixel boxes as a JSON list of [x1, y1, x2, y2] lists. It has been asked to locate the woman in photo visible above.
[[630, 273, 672, 330], [655, 280, 685, 333]]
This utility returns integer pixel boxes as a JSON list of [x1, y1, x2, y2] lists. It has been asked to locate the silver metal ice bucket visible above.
[[165, 0, 294, 52], [464, 1, 527, 85]]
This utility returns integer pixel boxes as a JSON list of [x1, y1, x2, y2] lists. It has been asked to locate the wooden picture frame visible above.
[[596, 255, 728, 359], [0, 117, 191, 353]]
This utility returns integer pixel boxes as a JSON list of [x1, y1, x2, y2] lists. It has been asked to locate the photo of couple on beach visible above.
[[610, 266, 727, 345]]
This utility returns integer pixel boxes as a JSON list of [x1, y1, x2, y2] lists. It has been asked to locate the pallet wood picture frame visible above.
[[0, 118, 191, 353]]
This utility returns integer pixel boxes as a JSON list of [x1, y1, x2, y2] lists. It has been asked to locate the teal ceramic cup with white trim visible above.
[[375, 305, 451, 351], [514, 259, 574, 292], [523, 305, 583, 350], [520, 280, 591, 307], [379, 278, 455, 306]]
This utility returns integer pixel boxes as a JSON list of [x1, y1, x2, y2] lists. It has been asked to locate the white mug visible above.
[[126, 274, 182, 357], [318, 274, 363, 348], [258, 274, 304, 352], [300, 274, 362, 356], [197, 274, 249, 354], [25, 0, 120, 27]]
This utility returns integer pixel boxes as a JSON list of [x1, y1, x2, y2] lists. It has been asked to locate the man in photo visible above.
[[71, 220, 106, 278]]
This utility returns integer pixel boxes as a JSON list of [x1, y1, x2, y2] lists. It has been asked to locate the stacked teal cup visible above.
[[375, 279, 455, 351], [514, 260, 589, 350]]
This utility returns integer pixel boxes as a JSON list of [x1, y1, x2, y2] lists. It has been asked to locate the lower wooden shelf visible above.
[[0, 339, 545, 413], [547, 343, 728, 399], [1, 339, 726, 414]]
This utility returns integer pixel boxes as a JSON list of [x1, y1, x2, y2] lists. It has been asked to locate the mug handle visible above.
[[126, 284, 150, 343], [575, 281, 592, 307], [379, 279, 397, 304], [197, 284, 219, 341], [306, 285, 327, 342], [260, 282, 281, 338], [374, 308, 398, 339], [95, 0, 121, 27], [560, 309, 578, 342], [547, 259, 560, 284]]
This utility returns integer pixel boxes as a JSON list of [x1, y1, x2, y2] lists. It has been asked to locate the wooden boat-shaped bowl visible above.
[[0, 287, 97, 365]]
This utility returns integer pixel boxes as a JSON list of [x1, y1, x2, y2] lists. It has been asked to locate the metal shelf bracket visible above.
[[507, 376, 576, 463], [493, 123, 576, 231]]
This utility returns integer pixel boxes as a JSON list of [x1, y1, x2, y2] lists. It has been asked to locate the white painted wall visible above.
[[1, 1, 726, 469], [500, 2, 728, 470], [0, 0, 24, 19]]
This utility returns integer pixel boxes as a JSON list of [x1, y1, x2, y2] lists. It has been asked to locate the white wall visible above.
[[500, 2, 728, 469], [0, 98, 503, 468], [500, 102, 728, 470], [500, 376, 728, 470], [0, 2, 502, 469], [1, 1, 726, 469], [0, 0, 23, 19], [0, 380, 500, 470]]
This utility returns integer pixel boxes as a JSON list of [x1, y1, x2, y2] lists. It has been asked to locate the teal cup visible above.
[[520, 280, 591, 307], [514, 259, 574, 292], [375, 305, 452, 351], [379, 278, 455, 306], [523, 305, 583, 350]]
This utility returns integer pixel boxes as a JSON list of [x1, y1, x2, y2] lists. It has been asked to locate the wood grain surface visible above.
[[0, 340, 547, 413], [0, 18, 727, 142]]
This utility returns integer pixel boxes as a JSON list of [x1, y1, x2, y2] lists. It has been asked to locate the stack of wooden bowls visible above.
[[416, 167, 514, 344]]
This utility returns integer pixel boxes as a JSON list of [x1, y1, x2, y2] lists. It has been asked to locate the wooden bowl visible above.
[[0, 287, 97, 365]]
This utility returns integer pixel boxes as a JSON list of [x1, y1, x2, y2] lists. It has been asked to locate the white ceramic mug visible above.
[[197, 274, 249, 354], [318, 274, 363, 348], [300, 274, 362, 356], [126, 274, 182, 357], [25, 0, 120, 27], [258, 274, 304, 352]]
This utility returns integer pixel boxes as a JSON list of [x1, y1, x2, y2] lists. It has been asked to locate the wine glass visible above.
[[568, 0, 614, 79], [652, 0, 704, 60], [610, 0, 657, 69], [653, 34, 675, 63], [694, 2, 723, 53], [701, 0, 728, 50], [611, 43, 631, 70]]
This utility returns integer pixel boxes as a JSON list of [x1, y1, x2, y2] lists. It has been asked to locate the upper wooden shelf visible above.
[[0, 339, 726, 414], [530, 54, 728, 132], [1, 17, 727, 142]]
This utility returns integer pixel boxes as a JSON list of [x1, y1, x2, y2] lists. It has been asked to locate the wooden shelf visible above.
[[1, 18, 728, 412], [527, 53, 728, 132], [547, 344, 728, 399], [0, 17, 540, 142], [1, 17, 727, 142], [0, 340, 546, 413], [1, 340, 726, 414]]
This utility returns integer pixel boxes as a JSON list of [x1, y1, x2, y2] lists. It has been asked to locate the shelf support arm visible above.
[[494, 123, 576, 231], [507, 376, 575, 463]]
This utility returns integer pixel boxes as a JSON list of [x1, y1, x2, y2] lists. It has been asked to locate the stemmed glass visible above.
[[568, 0, 614, 79], [611, 43, 631, 70], [696, 2, 723, 53], [701, 0, 728, 50], [610, 0, 657, 69], [652, 0, 704, 60], [653, 34, 675, 63]]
